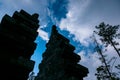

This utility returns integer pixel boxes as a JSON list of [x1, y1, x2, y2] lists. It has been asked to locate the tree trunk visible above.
[[95, 38, 113, 80], [108, 37, 120, 57], [97, 47, 113, 80]]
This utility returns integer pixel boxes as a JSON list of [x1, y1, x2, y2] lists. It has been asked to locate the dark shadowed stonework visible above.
[[35, 25, 89, 80], [0, 10, 39, 80]]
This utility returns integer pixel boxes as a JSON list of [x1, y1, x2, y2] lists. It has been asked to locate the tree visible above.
[[94, 22, 120, 57], [91, 34, 120, 80], [91, 35, 113, 80], [95, 56, 120, 80]]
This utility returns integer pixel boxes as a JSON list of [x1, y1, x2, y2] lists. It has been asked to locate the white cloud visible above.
[[60, 0, 120, 46], [59, 0, 120, 78], [78, 43, 120, 80], [37, 29, 49, 42], [78, 51, 101, 80], [60, 0, 93, 46]]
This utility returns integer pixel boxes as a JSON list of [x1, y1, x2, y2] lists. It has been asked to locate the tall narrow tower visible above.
[[35, 25, 89, 80], [0, 10, 39, 80]]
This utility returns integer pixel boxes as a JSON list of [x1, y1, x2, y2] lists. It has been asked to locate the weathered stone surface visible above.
[[35, 25, 89, 80], [0, 9, 39, 80]]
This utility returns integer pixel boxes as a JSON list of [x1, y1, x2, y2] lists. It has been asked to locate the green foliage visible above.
[[94, 22, 120, 57], [94, 22, 120, 47], [93, 22, 120, 80], [95, 56, 120, 80]]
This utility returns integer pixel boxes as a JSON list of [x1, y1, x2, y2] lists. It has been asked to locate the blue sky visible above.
[[0, 0, 120, 80]]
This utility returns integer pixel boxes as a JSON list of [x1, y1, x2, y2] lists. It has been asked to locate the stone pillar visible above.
[[35, 25, 89, 80], [0, 9, 39, 80]]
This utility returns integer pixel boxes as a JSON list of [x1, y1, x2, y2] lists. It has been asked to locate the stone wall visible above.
[[35, 25, 89, 80], [0, 9, 39, 80]]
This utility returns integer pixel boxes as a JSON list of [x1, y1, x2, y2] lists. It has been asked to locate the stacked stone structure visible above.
[[35, 25, 89, 80], [0, 10, 39, 80]]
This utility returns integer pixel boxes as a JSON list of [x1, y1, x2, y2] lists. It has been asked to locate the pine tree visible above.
[[91, 35, 113, 80], [94, 22, 120, 57], [91, 35, 120, 80]]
